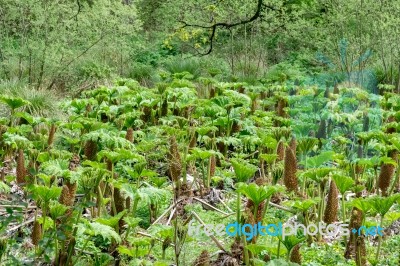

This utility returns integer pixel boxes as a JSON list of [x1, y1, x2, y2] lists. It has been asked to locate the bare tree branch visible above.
[[179, 0, 276, 56]]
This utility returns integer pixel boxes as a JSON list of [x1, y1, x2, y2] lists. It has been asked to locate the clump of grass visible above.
[[128, 63, 155, 86], [162, 57, 202, 79], [0, 79, 60, 117]]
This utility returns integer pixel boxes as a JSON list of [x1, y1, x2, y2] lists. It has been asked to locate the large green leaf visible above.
[[332, 174, 354, 195], [278, 235, 306, 252], [0, 95, 30, 110], [351, 198, 371, 214], [85, 221, 121, 243], [2, 132, 32, 149], [304, 151, 335, 168], [237, 183, 282, 205], [32, 185, 62, 203], [49, 201, 69, 219], [231, 159, 258, 182], [297, 137, 318, 154], [96, 211, 127, 227], [0, 181, 10, 194], [368, 195, 400, 218], [245, 243, 269, 256], [266, 259, 300, 266], [291, 199, 318, 212]]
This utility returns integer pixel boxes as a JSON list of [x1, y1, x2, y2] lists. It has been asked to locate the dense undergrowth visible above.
[[0, 71, 400, 266]]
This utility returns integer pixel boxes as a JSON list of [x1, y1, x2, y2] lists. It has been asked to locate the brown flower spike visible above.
[[47, 123, 57, 147], [209, 155, 216, 177], [378, 150, 397, 196], [168, 136, 182, 182], [290, 244, 302, 264], [84, 140, 98, 161], [276, 140, 285, 161], [345, 207, 363, 260], [323, 180, 339, 224], [16, 149, 26, 184], [31, 221, 42, 246], [193, 250, 210, 266], [59, 185, 71, 206], [283, 146, 298, 192], [125, 127, 134, 143]]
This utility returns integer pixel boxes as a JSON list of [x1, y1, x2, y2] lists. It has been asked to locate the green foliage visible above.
[[1, 4, 400, 262], [332, 174, 355, 195], [231, 158, 258, 182], [32, 185, 62, 203], [0, 0, 141, 89], [369, 195, 400, 218], [237, 183, 282, 205], [49, 201, 69, 220], [301, 151, 335, 168], [83, 221, 122, 244], [291, 199, 318, 212], [0, 182, 10, 194], [0, 95, 30, 111], [162, 57, 202, 79], [266, 259, 300, 266]]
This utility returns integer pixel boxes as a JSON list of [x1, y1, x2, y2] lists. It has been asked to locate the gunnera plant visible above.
[[168, 136, 182, 183], [276, 98, 288, 118], [385, 115, 396, 134], [316, 119, 327, 139], [355, 235, 367, 266], [209, 155, 216, 178], [378, 150, 397, 196], [189, 132, 197, 150], [31, 220, 42, 246], [66, 154, 80, 206], [290, 244, 302, 264], [345, 207, 363, 259], [59, 185, 71, 206], [283, 146, 298, 192], [289, 136, 297, 154], [84, 140, 98, 161], [16, 149, 26, 184], [125, 127, 134, 143], [161, 99, 168, 117], [47, 123, 57, 147], [323, 180, 339, 224], [276, 140, 285, 162], [232, 121, 241, 134], [193, 250, 210, 266], [114, 187, 125, 215]]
